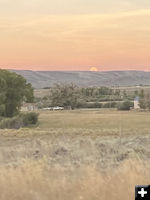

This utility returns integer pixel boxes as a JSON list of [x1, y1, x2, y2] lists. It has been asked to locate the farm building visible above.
[[20, 103, 37, 111]]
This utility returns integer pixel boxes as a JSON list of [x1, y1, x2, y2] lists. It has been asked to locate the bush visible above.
[[0, 104, 5, 116], [76, 101, 102, 108], [102, 102, 117, 108], [21, 112, 39, 126], [84, 102, 102, 108], [117, 101, 133, 110], [0, 116, 23, 129], [76, 100, 86, 108], [0, 112, 39, 129]]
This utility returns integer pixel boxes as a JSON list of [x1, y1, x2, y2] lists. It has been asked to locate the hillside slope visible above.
[[9, 70, 150, 88]]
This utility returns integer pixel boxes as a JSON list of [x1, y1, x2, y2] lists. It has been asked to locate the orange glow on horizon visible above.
[[90, 67, 98, 72]]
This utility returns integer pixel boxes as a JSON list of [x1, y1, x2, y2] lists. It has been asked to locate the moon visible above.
[[90, 67, 98, 72]]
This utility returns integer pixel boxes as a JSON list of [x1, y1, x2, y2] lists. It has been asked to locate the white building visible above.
[[134, 96, 140, 109], [21, 103, 37, 111]]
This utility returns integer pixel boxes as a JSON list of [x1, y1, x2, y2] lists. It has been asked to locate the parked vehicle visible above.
[[43, 106, 64, 111], [53, 106, 64, 110]]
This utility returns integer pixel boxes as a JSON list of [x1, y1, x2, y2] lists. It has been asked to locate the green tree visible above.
[[139, 89, 144, 98], [50, 83, 79, 109], [114, 89, 120, 96], [139, 98, 147, 110], [123, 90, 127, 98], [134, 90, 138, 97], [139, 94, 150, 110], [117, 100, 133, 110], [0, 70, 34, 117], [146, 99, 150, 110]]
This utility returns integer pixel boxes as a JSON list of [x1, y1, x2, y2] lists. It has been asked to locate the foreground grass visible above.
[[0, 109, 150, 199], [0, 159, 149, 200]]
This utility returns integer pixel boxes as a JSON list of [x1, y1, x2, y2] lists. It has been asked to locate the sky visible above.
[[0, 0, 150, 71]]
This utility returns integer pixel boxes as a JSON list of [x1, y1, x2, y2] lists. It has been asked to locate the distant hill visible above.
[[9, 70, 150, 88]]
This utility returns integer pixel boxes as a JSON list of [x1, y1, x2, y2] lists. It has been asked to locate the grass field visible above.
[[0, 109, 150, 200], [38, 109, 150, 136]]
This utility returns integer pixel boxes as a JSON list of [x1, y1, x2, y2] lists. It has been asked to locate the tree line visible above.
[[36, 83, 150, 111], [36, 83, 134, 110]]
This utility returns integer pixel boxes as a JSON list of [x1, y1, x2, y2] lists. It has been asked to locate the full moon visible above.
[[90, 67, 98, 72]]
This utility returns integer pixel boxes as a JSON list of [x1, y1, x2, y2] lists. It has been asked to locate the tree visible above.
[[139, 89, 144, 98], [139, 98, 147, 110], [0, 70, 34, 117], [123, 90, 127, 98], [114, 89, 120, 96], [139, 94, 150, 110], [50, 83, 79, 109], [134, 90, 138, 97], [117, 100, 133, 110]]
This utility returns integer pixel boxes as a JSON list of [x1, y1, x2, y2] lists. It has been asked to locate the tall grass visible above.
[[0, 109, 150, 199], [0, 159, 149, 200]]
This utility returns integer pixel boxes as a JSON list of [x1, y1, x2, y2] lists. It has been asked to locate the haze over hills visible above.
[[9, 70, 150, 88]]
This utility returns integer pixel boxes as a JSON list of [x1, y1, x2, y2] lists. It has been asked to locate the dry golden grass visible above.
[[38, 109, 150, 136], [0, 109, 150, 199], [0, 158, 149, 200]]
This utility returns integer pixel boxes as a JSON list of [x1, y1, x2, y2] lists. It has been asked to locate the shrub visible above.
[[0, 112, 39, 129], [0, 116, 23, 129], [0, 104, 5, 116], [117, 101, 133, 110], [84, 102, 102, 108], [102, 102, 117, 108], [76, 100, 86, 108], [76, 101, 102, 108], [21, 112, 39, 126]]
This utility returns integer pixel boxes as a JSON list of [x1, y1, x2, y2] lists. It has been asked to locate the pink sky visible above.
[[0, 1, 150, 71]]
